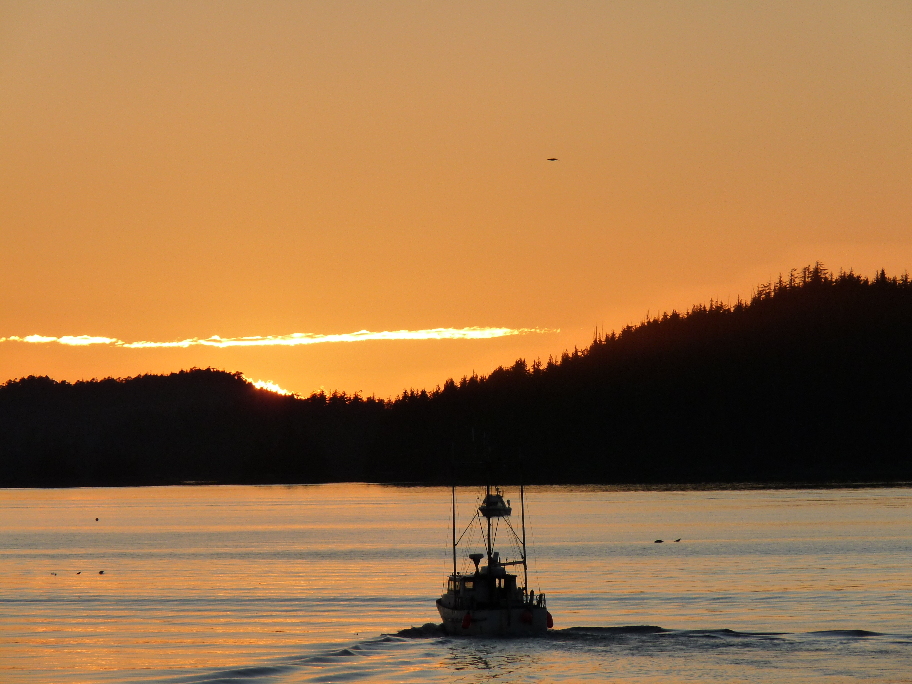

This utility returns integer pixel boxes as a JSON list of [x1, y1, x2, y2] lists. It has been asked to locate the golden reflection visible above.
[[3, 485, 912, 683]]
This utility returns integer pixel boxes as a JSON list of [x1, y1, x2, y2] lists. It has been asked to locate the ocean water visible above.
[[1, 484, 911, 683]]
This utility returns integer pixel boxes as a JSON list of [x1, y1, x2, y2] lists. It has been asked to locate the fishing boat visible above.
[[436, 483, 553, 635]]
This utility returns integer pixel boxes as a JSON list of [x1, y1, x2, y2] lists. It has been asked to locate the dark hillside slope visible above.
[[367, 266, 912, 483], [0, 369, 384, 486]]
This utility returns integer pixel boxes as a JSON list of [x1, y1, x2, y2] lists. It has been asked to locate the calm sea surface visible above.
[[2, 484, 911, 683]]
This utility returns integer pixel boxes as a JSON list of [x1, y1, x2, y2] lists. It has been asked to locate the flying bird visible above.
[[546, 158, 559, 161]]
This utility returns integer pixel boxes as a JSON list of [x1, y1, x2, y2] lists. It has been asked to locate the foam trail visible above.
[[0, 327, 557, 349]]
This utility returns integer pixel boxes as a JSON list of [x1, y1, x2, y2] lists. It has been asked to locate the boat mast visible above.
[[451, 483, 457, 576], [520, 482, 528, 591], [486, 484, 492, 560]]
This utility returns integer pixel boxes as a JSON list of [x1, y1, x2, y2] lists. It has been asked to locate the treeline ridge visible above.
[[2, 264, 911, 486]]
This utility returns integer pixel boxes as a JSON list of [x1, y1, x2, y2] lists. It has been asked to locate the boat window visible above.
[[462, 580, 474, 590]]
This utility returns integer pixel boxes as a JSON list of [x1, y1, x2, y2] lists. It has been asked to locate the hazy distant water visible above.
[[2, 484, 911, 683]]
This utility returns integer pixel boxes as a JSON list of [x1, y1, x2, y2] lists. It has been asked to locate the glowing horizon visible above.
[[243, 376, 294, 396], [0, 327, 557, 350]]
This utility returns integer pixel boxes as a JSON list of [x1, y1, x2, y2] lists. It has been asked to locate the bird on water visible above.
[[546, 158, 559, 161]]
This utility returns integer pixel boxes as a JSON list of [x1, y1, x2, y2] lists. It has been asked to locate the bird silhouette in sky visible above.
[[546, 158, 559, 161]]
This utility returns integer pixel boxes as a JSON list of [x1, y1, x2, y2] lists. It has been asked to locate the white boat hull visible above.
[[437, 600, 551, 636]]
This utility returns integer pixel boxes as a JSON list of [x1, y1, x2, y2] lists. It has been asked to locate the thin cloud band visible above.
[[0, 327, 557, 349]]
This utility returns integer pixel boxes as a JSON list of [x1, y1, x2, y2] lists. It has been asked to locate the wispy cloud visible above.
[[6, 334, 122, 346], [0, 327, 556, 349]]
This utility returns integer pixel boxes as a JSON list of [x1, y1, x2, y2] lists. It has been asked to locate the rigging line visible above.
[[467, 524, 483, 564], [525, 492, 539, 591], [462, 521, 482, 565], [504, 518, 523, 548], [459, 527, 474, 573], [455, 512, 480, 547], [505, 518, 523, 559]]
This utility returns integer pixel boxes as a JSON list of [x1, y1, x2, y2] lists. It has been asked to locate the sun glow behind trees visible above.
[[243, 376, 294, 396]]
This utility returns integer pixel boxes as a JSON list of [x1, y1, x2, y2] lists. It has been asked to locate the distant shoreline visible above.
[[7, 480, 912, 491]]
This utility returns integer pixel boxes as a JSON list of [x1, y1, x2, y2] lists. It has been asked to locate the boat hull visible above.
[[437, 600, 550, 636]]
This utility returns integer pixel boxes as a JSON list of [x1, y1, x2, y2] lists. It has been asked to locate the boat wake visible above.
[[151, 636, 421, 684], [147, 625, 912, 684], [394, 622, 446, 637], [395, 623, 894, 643]]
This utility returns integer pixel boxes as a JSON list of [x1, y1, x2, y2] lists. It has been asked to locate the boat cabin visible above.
[[478, 489, 512, 518], [442, 572, 524, 610]]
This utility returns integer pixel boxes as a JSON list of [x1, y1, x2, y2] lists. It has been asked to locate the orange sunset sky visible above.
[[2, 1, 910, 397]]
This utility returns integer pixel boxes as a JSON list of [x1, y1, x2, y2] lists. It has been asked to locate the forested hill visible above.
[[3, 265, 912, 487]]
